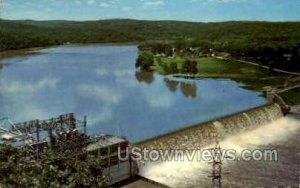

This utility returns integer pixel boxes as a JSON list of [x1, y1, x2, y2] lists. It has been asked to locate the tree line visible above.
[[1, 19, 299, 50], [1, 19, 299, 71], [137, 38, 300, 72]]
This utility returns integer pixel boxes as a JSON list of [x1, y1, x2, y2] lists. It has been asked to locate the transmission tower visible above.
[[208, 141, 223, 188]]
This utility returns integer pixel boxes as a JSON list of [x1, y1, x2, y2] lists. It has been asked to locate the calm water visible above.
[[0, 45, 266, 142]]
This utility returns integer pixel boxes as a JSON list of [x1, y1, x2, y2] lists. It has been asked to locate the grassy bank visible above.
[[278, 87, 300, 105], [153, 56, 300, 105], [153, 57, 292, 92]]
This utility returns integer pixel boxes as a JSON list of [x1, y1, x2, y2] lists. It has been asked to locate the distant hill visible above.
[[1, 19, 300, 51]]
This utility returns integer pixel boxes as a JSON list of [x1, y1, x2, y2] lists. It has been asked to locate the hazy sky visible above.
[[0, 0, 299, 21]]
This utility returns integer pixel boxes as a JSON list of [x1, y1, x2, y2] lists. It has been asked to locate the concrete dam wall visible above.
[[134, 103, 283, 150]]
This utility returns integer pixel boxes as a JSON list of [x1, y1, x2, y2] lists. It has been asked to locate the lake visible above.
[[0, 45, 266, 142]]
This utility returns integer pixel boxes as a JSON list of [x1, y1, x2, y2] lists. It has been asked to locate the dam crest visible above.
[[135, 103, 283, 150]]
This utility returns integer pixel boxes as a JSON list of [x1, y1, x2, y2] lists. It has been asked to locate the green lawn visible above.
[[154, 56, 300, 105], [154, 56, 292, 92], [278, 88, 300, 106]]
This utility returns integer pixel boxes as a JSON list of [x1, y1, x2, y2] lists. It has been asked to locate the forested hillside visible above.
[[1, 19, 300, 71], [1, 19, 300, 51]]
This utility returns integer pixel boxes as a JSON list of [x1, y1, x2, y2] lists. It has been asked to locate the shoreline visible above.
[[0, 42, 139, 58], [153, 57, 300, 79], [0, 46, 52, 60]]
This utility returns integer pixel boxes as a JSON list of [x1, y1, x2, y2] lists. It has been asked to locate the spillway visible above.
[[138, 104, 300, 187], [135, 103, 283, 150]]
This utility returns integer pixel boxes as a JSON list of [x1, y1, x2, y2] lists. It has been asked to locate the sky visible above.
[[0, 0, 299, 22]]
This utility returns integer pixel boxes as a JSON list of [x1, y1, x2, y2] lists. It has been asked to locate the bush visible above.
[[181, 59, 198, 74], [161, 61, 179, 74], [168, 62, 179, 74], [0, 144, 109, 188]]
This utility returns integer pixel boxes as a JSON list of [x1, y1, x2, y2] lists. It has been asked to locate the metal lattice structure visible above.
[[0, 116, 22, 135], [0, 113, 87, 154], [0, 116, 31, 146], [208, 141, 223, 188]]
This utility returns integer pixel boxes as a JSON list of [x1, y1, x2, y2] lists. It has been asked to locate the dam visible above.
[[130, 99, 300, 187], [134, 103, 283, 150]]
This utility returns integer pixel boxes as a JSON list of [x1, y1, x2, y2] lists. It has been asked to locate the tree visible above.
[[135, 51, 154, 71], [181, 59, 198, 74], [0, 144, 109, 188], [150, 43, 173, 56], [174, 39, 186, 51]]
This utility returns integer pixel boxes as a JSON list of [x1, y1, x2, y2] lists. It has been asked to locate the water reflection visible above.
[[164, 78, 197, 98], [180, 82, 197, 98], [164, 78, 178, 92], [135, 71, 154, 84], [0, 45, 266, 142]]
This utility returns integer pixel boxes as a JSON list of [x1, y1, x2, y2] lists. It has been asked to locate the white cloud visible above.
[[0, 77, 59, 94], [87, 106, 114, 124], [75, 0, 115, 6], [99, 2, 110, 7], [77, 84, 124, 124], [95, 68, 109, 76], [14, 104, 48, 123], [75, 0, 81, 5], [191, 0, 244, 3], [1, 103, 50, 125], [121, 6, 132, 12], [140, 80, 175, 108], [95, 68, 133, 77], [210, 0, 230, 3], [87, 0, 96, 5], [143, 0, 165, 7], [113, 69, 133, 77], [208, 0, 245, 3], [77, 84, 122, 104], [115, 75, 138, 88], [147, 93, 173, 108], [45, 7, 52, 12]]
